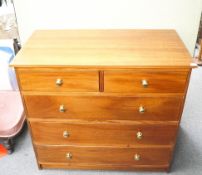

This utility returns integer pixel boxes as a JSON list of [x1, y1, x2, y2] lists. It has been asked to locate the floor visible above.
[[0, 67, 202, 175]]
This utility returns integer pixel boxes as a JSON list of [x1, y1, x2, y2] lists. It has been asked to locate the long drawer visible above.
[[36, 145, 172, 165], [104, 70, 188, 93], [24, 95, 183, 121], [30, 122, 177, 146], [17, 69, 99, 92]]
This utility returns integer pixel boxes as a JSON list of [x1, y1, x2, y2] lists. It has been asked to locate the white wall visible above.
[[13, 0, 202, 55]]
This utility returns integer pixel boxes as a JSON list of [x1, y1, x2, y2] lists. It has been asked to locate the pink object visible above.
[[0, 91, 25, 137]]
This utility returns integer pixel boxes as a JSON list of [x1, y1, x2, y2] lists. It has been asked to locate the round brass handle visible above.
[[139, 106, 145, 113], [136, 131, 143, 140], [142, 79, 148, 87], [63, 131, 70, 138], [56, 78, 63, 86], [66, 152, 72, 160], [59, 105, 66, 112], [134, 154, 140, 161]]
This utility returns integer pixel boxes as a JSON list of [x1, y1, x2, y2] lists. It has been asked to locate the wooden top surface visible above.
[[11, 30, 193, 68]]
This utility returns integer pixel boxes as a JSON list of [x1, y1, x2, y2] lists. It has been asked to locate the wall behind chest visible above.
[[13, 0, 202, 55]]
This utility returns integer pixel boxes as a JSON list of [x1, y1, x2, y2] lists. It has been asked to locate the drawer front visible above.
[[104, 70, 188, 93], [31, 122, 177, 145], [17, 70, 99, 92], [36, 145, 172, 165], [24, 95, 182, 121]]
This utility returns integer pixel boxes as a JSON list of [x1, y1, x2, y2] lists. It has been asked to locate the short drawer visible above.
[[104, 70, 188, 93], [30, 122, 178, 146], [36, 145, 172, 165], [24, 95, 183, 121], [17, 69, 99, 92]]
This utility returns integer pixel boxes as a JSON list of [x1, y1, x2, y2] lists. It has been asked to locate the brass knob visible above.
[[136, 131, 143, 140], [56, 78, 63, 86], [66, 152, 72, 160], [63, 131, 69, 138], [139, 106, 145, 113], [59, 105, 66, 112], [134, 154, 140, 161], [142, 79, 148, 87]]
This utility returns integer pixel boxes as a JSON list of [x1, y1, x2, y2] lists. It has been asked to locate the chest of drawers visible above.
[[11, 30, 195, 171]]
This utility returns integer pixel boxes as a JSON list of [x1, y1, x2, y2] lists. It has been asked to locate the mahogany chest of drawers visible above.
[[11, 30, 194, 171]]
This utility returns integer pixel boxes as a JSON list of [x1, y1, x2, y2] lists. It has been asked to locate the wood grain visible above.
[[17, 69, 99, 92], [30, 121, 178, 146], [24, 95, 183, 121], [104, 70, 188, 93], [36, 145, 172, 165], [11, 30, 192, 67]]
